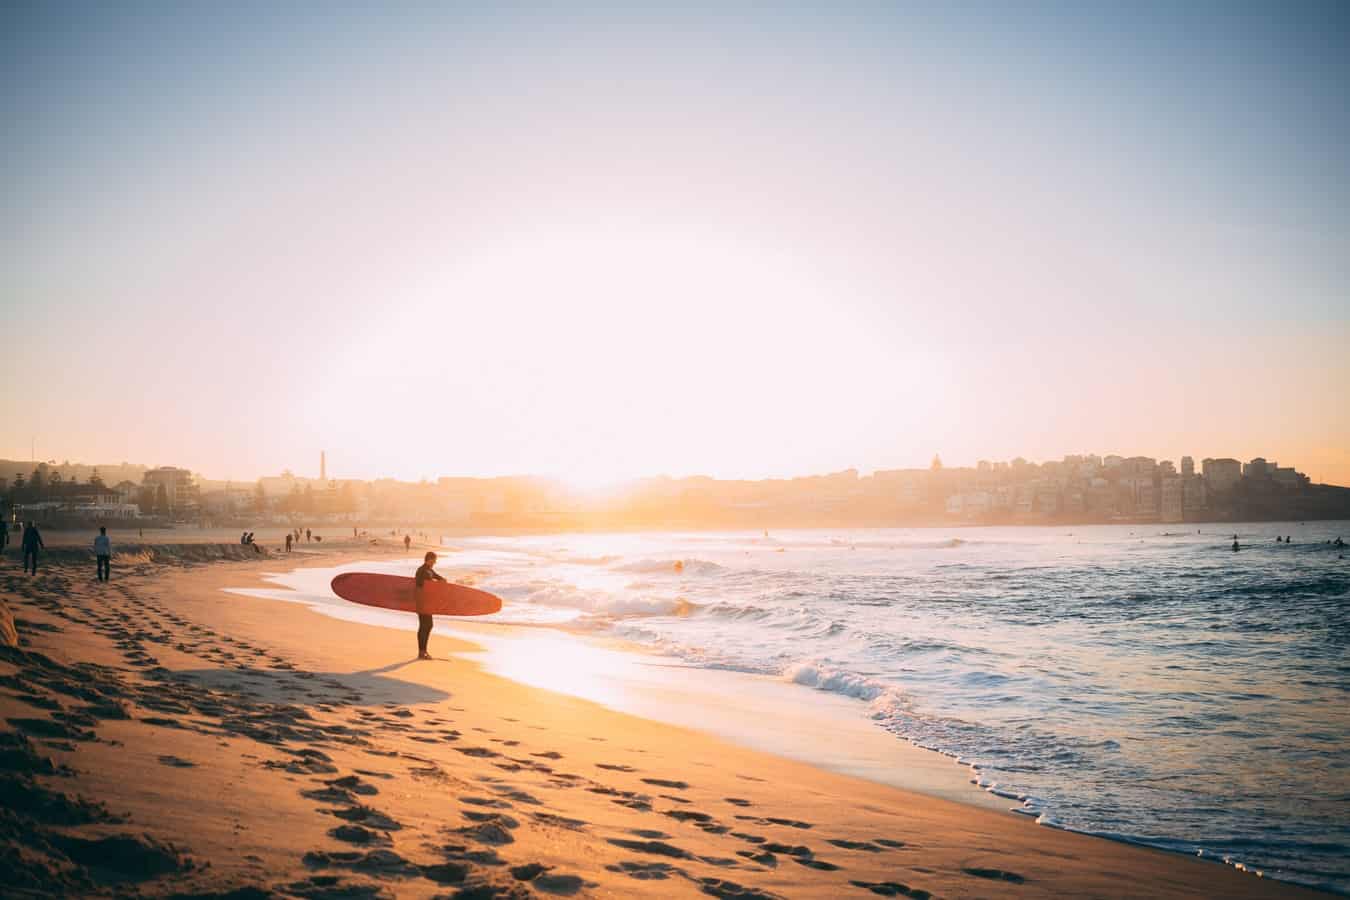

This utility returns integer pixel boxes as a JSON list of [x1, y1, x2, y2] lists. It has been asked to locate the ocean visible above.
[[237, 523, 1350, 893], [441, 523, 1349, 893]]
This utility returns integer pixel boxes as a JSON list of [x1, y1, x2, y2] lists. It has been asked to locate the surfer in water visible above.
[[414, 551, 445, 660]]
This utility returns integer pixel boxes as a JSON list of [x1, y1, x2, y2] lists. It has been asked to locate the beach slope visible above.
[[0, 547, 1329, 898]]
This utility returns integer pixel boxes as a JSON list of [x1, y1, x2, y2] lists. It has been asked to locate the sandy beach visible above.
[[0, 540, 1332, 899]]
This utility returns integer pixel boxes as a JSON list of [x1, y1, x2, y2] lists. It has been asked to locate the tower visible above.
[[320, 451, 326, 482]]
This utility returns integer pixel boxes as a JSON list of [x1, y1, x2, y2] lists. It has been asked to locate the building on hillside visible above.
[[1202, 458, 1242, 493], [1182, 475, 1207, 514], [200, 487, 257, 516], [142, 467, 198, 513], [1181, 456, 1195, 478], [1243, 458, 1271, 479], [1271, 466, 1309, 488], [1160, 477, 1184, 522], [114, 481, 140, 505]]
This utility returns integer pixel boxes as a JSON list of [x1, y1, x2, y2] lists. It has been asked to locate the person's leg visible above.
[[417, 614, 432, 657]]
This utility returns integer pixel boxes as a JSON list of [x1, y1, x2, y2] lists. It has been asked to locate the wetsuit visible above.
[[22, 525, 44, 575], [414, 562, 445, 657]]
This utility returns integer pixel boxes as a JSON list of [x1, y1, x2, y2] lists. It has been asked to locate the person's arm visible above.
[[37, 531, 44, 549], [430, 569, 447, 582]]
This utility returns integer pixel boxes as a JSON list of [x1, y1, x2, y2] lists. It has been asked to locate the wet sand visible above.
[[0, 541, 1331, 898]]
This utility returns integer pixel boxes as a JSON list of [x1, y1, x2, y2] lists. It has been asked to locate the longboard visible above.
[[330, 572, 502, 616]]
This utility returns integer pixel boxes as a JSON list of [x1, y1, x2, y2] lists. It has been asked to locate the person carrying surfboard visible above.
[[414, 551, 446, 659]]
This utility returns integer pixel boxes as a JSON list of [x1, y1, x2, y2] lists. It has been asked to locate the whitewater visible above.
[[439, 524, 1349, 894]]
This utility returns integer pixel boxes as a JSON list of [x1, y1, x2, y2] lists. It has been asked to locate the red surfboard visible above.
[[330, 572, 502, 616]]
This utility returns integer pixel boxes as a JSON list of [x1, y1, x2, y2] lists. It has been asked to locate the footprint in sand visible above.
[[641, 777, 689, 789], [850, 881, 933, 899], [699, 878, 785, 900], [330, 824, 390, 846], [792, 856, 840, 871], [607, 838, 691, 859], [606, 859, 679, 881], [461, 795, 512, 809], [827, 838, 885, 852], [963, 867, 1026, 884], [156, 755, 195, 767], [456, 817, 518, 845], [530, 811, 587, 830], [327, 804, 402, 831], [302, 847, 419, 877]]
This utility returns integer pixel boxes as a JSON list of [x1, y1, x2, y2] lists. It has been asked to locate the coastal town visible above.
[[2, 452, 1346, 531]]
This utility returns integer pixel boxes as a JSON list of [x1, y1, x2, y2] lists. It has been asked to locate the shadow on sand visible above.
[[172, 664, 450, 708]]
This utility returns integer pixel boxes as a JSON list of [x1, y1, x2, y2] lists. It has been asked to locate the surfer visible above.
[[1232, 539, 1240, 552], [414, 551, 446, 660]]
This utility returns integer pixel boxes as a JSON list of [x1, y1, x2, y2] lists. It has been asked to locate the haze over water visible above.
[[437, 524, 1350, 893]]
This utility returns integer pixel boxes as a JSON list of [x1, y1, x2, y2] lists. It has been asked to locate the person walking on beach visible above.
[[306, 528, 312, 543], [21, 521, 43, 575], [414, 551, 445, 660], [285, 532, 293, 553], [404, 534, 411, 552], [94, 526, 112, 581]]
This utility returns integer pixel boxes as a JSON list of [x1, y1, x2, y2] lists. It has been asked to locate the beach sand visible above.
[[0, 541, 1330, 898]]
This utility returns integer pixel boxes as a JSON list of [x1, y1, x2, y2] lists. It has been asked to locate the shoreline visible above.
[[0, 543, 1334, 898], [227, 555, 1010, 814]]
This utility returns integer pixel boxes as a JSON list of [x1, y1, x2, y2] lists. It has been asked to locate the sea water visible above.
[[436, 524, 1349, 893]]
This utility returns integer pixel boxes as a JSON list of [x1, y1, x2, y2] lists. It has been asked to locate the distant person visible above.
[[404, 534, 411, 552], [0, 519, 8, 553], [413, 551, 445, 660], [241, 531, 248, 545], [1334, 537, 1345, 548], [1232, 539, 1240, 552], [306, 528, 312, 543], [22, 521, 43, 575], [1276, 536, 1283, 543], [353, 527, 358, 538], [1285, 535, 1292, 544], [285, 533, 293, 553], [94, 526, 112, 581]]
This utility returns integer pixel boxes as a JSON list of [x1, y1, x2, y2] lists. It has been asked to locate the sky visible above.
[[3, 2, 1348, 487]]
